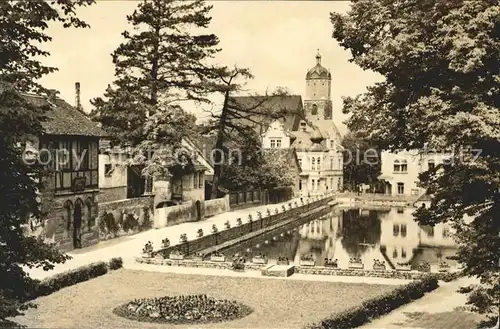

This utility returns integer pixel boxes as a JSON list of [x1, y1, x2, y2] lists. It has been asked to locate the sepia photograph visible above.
[[0, 0, 498, 328]]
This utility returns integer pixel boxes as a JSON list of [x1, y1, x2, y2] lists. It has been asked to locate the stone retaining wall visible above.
[[152, 196, 335, 258], [135, 257, 457, 281]]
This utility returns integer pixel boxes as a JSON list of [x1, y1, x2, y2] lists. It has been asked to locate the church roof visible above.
[[306, 50, 331, 80]]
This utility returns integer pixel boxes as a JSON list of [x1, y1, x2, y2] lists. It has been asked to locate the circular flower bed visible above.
[[113, 294, 252, 324]]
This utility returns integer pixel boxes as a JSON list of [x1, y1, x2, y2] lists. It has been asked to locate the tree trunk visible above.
[[210, 90, 230, 199]]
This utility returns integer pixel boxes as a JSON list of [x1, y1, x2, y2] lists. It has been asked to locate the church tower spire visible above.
[[316, 49, 321, 65]]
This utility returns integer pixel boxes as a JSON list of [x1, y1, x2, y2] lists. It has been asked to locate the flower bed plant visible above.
[[113, 294, 252, 325], [307, 277, 439, 329]]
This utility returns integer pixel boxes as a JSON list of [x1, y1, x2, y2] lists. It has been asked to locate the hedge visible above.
[[307, 276, 439, 329], [29, 257, 123, 300]]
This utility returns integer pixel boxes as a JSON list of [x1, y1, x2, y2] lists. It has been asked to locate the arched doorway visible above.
[[195, 200, 201, 221], [73, 199, 83, 248]]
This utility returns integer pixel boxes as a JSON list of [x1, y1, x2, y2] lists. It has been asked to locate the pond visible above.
[[224, 207, 458, 270]]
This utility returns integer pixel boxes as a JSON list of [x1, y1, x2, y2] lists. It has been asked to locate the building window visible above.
[[198, 172, 205, 188], [401, 248, 407, 258], [401, 160, 408, 173], [317, 158, 321, 171], [311, 179, 315, 190], [397, 207, 404, 214], [299, 179, 302, 190], [393, 224, 400, 237], [393, 248, 398, 258], [443, 226, 450, 238], [394, 160, 401, 172], [298, 158, 302, 168], [411, 189, 419, 195], [330, 157, 334, 170], [330, 140, 334, 148], [270, 140, 276, 148], [311, 158, 316, 170], [428, 159, 435, 170], [401, 224, 407, 237], [397, 182, 404, 194], [276, 139, 282, 148], [338, 177, 342, 191], [330, 178, 334, 190], [338, 157, 342, 169], [76, 140, 90, 170], [104, 164, 113, 177], [311, 104, 318, 115]]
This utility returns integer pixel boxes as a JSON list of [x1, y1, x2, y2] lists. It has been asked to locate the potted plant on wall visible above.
[[300, 254, 315, 267], [274, 208, 279, 215], [252, 253, 268, 265], [236, 218, 242, 226], [281, 205, 286, 212], [161, 238, 170, 249], [224, 220, 231, 229], [325, 258, 338, 268], [417, 261, 431, 272], [348, 257, 364, 269], [266, 208, 271, 217], [196, 228, 204, 238], [179, 233, 188, 244], [373, 259, 386, 271], [142, 241, 154, 258]]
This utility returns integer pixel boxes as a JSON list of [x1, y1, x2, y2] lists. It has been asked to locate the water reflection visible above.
[[225, 207, 457, 269]]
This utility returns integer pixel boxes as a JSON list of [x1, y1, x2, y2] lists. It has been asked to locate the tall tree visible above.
[[341, 132, 380, 192], [91, 0, 220, 151], [0, 0, 94, 324], [200, 66, 290, 199], [91, 0, 222, 182], [332, 0, 499, 323]]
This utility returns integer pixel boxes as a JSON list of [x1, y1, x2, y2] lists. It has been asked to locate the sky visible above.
[[39, 0, 383, 135]]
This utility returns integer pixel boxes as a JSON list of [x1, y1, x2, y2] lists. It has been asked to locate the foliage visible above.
[[198, 66, 290, 198], [91, 0, 220, 178], [332, 0, 499, 318], [108, 257, 124, 270], [0, 0, 94, 324], [113, 294, 252, 324], [308, 277, 438, 329], [218, 131, 296, 191], [33, 261, 109, 299], [341, 132, 380, 191]]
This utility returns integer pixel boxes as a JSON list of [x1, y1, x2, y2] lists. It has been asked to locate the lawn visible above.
[[16, 269, 398, 329]]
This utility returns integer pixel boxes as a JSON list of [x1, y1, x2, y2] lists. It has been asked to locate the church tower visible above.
[[304, 50, 333, 121]]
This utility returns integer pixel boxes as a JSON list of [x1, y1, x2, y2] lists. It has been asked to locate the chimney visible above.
[[75, 82, 81, 110]]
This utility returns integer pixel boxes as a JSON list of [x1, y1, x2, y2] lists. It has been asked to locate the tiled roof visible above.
[[23, 94, 106, 137], [289, 129, 328, 151], [229, 95, 305, 136]]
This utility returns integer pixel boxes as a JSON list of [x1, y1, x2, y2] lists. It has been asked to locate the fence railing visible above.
[[229, 189, 267, 208]]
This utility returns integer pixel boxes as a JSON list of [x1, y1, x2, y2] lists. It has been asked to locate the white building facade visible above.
[[261, 50, 344, 197], [378, 150, 451, 196]]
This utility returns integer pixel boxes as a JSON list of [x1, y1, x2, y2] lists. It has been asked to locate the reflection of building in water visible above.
[[297, 213, 342, 262], [379, 207, 456, 268]]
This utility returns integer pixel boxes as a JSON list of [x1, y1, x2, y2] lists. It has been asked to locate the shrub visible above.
[[34, 261, 108, 298], [109, 257, 123, 270], [308, 277, 439, 329]]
